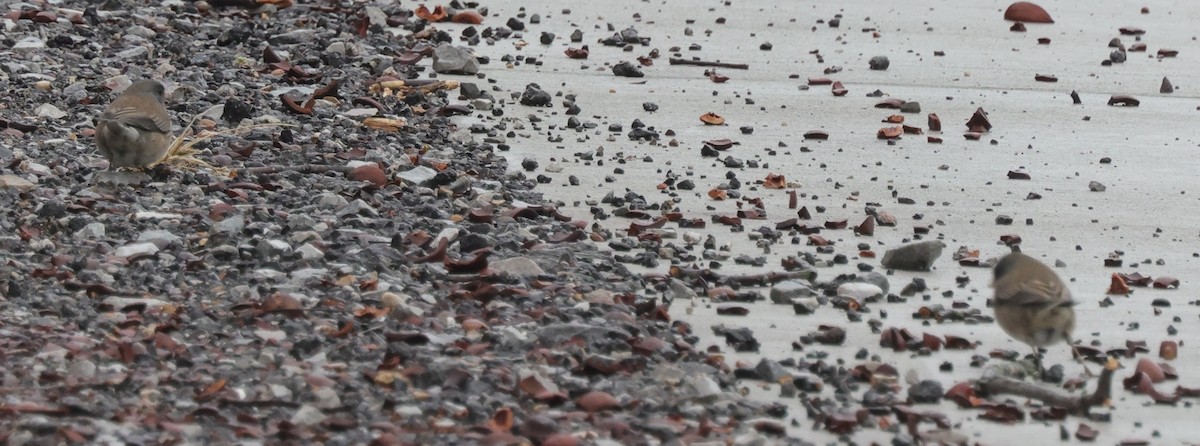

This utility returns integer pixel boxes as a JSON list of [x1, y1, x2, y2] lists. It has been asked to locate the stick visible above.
[[233, 164, 357, 176], [208, 0, 259, 7], [977, 357, 1117, 413], [667, 266, 815, 287], [668, 58, 750, 70], [324, 323, 386, 355]]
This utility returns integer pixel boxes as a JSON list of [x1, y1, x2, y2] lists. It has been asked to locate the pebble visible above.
[[297, 243, 324, 260], [68, 359, 97, 380], [268, 29, 315, 45], [115, 242, 160, 259], [769, 280, 817, 303], [290, 404, 327, 426], [116, 46, 149, 59], [519, 83, 552, 106], [612, 61, 645, 77], [432, 43, 480, 74], [34, 104, 66, 119], [75, 222, 106, 239], [398, 166, 438, 185], [312, 387, 341, 409], [868, 55, 890, 70], [907, 380, 944, 403], [881, 240, 946, 271], [102, 296, 173, 309], [12, 36, 45, 50], [0, 2, 1165, 444], [491, 256, 546, 276], [836, 282, 884, 300], [212, 215, 246, 234], [0, 174, 35, 191]]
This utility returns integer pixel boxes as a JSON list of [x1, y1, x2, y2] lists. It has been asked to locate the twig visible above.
[[0, 380, 119, 393], [371, 79, 461, 95], [163, 105, 223, 160], [441, 272, 505, 283], [325, 322, 387, 354], [218, 398, 301, 408], [233, 164, 357, 176], [668, 58, 749, 70], [208, 0, 259, 7], [667, 266, 815, 287], [977, 357, 1117, 413], [156, 104, 294, 173]]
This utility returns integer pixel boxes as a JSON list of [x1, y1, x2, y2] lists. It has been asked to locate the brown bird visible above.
[[991, 251, 1090, 376], [95, 80, 174, 169]]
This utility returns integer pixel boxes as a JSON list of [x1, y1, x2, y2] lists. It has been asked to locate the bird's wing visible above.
[[102, 105, 172, 133]]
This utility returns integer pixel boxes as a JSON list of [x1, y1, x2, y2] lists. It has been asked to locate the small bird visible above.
[[991, 251, 1090, 376], [95, 79, 174, 169]]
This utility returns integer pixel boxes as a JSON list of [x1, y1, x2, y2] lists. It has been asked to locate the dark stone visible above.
[[221, 98, 253, 124], [612, 61, 644, 78], [868, 55, 890, 70], [907, 380, 943, 403], [460, 82, 482, 99], [519, 83, 552, 106]]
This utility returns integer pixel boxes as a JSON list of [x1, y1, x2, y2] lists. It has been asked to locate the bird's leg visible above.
[[1031, 346, 1045, 379], [1066, 337, 1094, 378]]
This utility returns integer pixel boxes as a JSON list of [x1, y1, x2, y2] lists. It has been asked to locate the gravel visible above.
[[0, 1, 772, 444]]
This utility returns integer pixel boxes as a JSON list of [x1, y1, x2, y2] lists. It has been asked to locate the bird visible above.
[[95, 79, 174, 169], [990, 251, 1091, 376]]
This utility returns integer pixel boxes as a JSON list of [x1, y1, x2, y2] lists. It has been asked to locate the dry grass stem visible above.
[[154, 105, 293, 174]]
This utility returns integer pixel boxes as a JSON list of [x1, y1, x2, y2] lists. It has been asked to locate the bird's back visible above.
[[992, 252, 1072, 307], [101, 96, 172, 133]]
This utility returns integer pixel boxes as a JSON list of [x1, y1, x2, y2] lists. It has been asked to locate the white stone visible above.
[[836, 282, 884, 300], [13, 36, 45, 51], [134, 211, 184, 220], [254, 329, 286, 342], [115, 242, 159, 259], [297, 243, 324, 260], [213, 215, 245, 234], [290, 268, 328, 281], [289, 404, 326, 426], [76, 222, 106, 239], [344, 107, 378, 117], [25, 162, 50, 175], [269, 384, 293, 399], [34, 103, 66, 119], [490, 257, 545, 277], [116, 46, 148, 59], [312, 387, 341, 409], [138, 229, 179, 244], [102, 296, 172, 309], [398, 165, 438, 185], [252, 269, 287, 281], [260, 239, 292, 254], [432, 227, 459, 247]]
